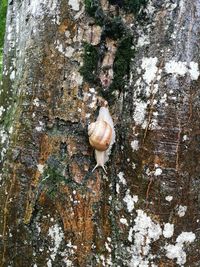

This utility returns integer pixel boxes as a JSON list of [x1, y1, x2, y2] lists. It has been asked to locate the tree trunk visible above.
[[0, 0, 200, 266]]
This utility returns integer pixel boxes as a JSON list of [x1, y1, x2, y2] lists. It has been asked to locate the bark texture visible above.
[[0, 0, 200, 266]]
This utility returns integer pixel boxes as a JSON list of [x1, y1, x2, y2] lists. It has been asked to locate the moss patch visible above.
[[0, 0, 8, 79], [41, 158, 88, 199], [79, 43, 99, 84], [124, 0, 147, 13], [41, 163, 66, 198], [102, 17, 126, 40], [84, 0, 99, 17], [81, 0, 147, 95], [108, 0, 147, 14], [110, 35, 135, 90]]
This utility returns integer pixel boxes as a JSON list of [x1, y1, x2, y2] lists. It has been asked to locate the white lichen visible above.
[[137, 35, 150, 47], [165, 232, 196, 265], [0, 129, 7, 144], [10, 70, 15, 80], [65, 46, 75, 58], [177, 205, 187, 217], [89, 100, 97, 109], [33, 98, 40, 107], [188, 62, 199, 80], [35, 121, 45, 132], [71, 71, 83, 86], [37, 164, 44, 174], [176, 232, 196, 244], [123, 191, 138, 213], [120, 217, 128, 226], [131, 140, 139, 152], [85, 113, 91, 118], [63, 259, 73, 266], [165, 60, 199, 80], [48, 224, 64, 261], [141, 57, 158, 84], [128, 227, 134, 242], [47, 259, 52, 267], [29, 0, 59, 19], [133, 101, 148, 125], [165, 195, 173, 202], [165, 60, 187, 76], [154, 168, 162, 176], [66, 241, 77, 250], [116, 183, 120, 194], [129, 210, 162, 266], [163, 223, 174, 238], [117, 172, 126, 185], [182, 135, 189, 141], [160, 93, 167, 104], [105, 242, 112, 253], [0, 106, 5, 118], [68, 0, 80, 11]]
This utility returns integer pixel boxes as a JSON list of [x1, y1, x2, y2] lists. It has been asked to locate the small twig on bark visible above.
[[146, 177, 153, 209]]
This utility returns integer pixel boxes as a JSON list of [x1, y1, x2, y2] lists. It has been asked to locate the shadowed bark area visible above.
[[0, 0, 200, 266]]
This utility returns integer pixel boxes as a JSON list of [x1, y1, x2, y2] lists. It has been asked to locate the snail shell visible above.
[[88, 106, 115, 173], [88, 120, 112, 151]]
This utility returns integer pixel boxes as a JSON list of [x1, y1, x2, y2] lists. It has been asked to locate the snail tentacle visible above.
[[92, 164, 107, 174]]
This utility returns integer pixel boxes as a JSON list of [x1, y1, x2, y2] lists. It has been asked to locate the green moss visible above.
[[82, 0, 145, 93], [79, 43, 99, 84], [103, 17, 126, 40], [40, 160, 89, 198], [124, 0, 147, 13], [110, 35, 135, 90], [94, 7, 105, 26], [84, 0, 99, 17], [108, 0, 147, 14], [1, 100, 17, 128], [84, 0, 105, 25], [41, 165, 66, 198], [0, 0, 7, 79], [0, 0, 7, 47]]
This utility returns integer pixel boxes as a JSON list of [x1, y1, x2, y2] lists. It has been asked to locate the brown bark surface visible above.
[[0, 0, 200, 266]]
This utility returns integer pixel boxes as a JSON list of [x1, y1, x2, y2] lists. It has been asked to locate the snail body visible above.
[[88, 106, 115, 173]]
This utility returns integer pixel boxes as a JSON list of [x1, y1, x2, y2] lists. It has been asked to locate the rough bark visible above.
[[0, 0, 200, 266]]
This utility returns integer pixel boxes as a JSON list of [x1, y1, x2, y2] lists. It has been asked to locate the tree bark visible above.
[[0, 0, 200, 266]]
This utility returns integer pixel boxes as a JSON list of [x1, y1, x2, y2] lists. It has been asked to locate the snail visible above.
[[88, 104, 115, 173]]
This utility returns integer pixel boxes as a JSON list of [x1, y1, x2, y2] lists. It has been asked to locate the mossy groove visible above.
[[0, 0, 8, 79], [81, 0, 147, 96], [79, 43, 99, 84]]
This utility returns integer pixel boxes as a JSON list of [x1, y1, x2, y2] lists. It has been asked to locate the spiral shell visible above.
[[88, 120, 112, 151], [88, 105, 115, 173]]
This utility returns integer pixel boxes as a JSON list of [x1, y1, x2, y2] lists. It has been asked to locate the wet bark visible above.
[[0, 0, 200, 266]]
